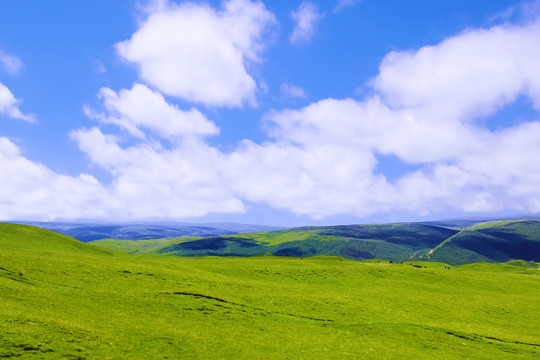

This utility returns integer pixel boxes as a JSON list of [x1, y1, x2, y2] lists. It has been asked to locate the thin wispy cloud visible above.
[[290, 1, 323, 44], [281, 83, 306, 98], [0, 52, 22, 74], [334, 0, 362, 13]]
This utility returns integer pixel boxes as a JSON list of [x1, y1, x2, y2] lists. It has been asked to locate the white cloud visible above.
[[290, 2, 323, 44], [372, 19, 540, 118], [0, 137, 109, 221], [84, 83, 219, 140], [71, 127, 244, 219], [0, 52, 22, 74], [334, 0, 362, 13], [116, 0, 276, 107], [280, 83, 306, 98], [67, 85, 242, 220], [227, 139, 393, 218], [246, 15, 540, 218], [0, 82, 35, 122]]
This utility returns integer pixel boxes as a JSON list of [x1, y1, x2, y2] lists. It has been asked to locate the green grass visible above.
[[456, 260, 540, 275], [467, 219, 531, 231], [1, 223, 540, 359], [89, 238, 175, 254]]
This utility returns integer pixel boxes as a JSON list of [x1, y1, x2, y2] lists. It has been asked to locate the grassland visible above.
[[1, 223, 539, 359]]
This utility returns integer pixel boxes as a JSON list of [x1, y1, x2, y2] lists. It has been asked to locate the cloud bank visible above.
[[2, 2, 540, 222]]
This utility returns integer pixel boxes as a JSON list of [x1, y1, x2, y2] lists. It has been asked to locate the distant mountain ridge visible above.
[[8, 217, 540, 265], [88, 218, 540, 265], [9, 221, 283, 242]]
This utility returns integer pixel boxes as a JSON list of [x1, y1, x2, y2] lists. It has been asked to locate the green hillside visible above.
[[0, 222, 112, 255], [429, 220, 540, 265], [91, 223, 459, 262], [91, 220, 540, 266], [1, 223, 539, 359]]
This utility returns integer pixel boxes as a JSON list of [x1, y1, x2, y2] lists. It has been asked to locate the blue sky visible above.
[[1, 0, 540, 226]]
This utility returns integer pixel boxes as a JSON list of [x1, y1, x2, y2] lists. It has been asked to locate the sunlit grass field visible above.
[[1, 223, 539, 359]]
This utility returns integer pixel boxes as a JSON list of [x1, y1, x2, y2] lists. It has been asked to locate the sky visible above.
[[1, 0, 540, 226]]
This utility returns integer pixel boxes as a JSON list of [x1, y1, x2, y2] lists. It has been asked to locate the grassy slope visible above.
[[429, 220, 540, 265], [90, 238, 173, 254], [1, 223, 540, 359], [457, 260, 540, 275]]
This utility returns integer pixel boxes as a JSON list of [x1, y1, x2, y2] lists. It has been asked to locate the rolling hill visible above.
[[1, 223, 539, 359], [90, 223, 459, 261], [90, 220, 540, 265], [0, 222, 112, 255], [428, 220, 540, 265]]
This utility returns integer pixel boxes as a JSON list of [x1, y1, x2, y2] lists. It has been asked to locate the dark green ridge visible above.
[[428, 219, 540, 265], [89, 220, 540, 265]]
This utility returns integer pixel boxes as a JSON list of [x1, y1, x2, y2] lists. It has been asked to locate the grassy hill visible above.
[[0, 222, 112, 255], [429, 220, 540, 265], [90, 220, 540, 265], [1, 223, 539, 359], [91, 223, 459, 262]]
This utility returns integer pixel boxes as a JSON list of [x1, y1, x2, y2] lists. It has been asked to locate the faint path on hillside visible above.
[[428, 230, 465, 257]]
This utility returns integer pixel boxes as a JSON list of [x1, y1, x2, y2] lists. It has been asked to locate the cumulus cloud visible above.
[[116, 0, 276, 107], [372, 19, 540, 117], [68, 85, 243, 220], [0, 82, 35, 122], [227, 139, 393, 218], [280, 83, 306, 98], [84, 83, 219, 140], [290, 2, 323, 44], [71, 127, 244, 219], [0, 137, 109, 221]]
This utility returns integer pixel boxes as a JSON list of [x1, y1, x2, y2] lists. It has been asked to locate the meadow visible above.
[[1, 223, 539, 359]]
